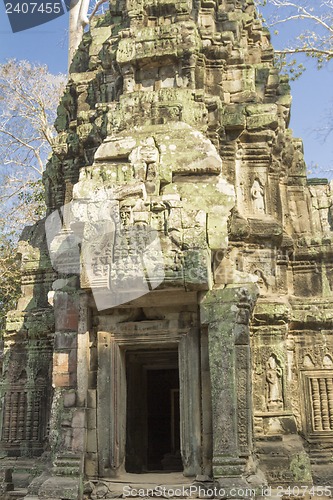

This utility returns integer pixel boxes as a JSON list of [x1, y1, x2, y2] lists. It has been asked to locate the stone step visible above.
[[53, 454, 81, 476], [309, 448, 333, 464], [53, 467, 81, 476], [8, 489, 28, 498], [310, 454, 333, 465]]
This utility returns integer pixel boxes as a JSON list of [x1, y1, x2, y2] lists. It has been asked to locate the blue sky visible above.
[[0, 2, 332, 178], [0, 1, 68, 72]]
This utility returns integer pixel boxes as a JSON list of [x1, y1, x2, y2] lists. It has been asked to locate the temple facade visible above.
[[1, 0, 333, 498]]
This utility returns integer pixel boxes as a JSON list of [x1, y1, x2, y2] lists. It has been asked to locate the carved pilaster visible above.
[[200, 286, 258, 479], [179, 328, 201, 477], [236, 345, 252, 456], [77, 292, 90, 407], [97, 332, 126, 477]]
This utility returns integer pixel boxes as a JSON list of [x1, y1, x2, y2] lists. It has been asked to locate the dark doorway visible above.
[[125, 350, 182, 473], [147, 368, 180, 470]]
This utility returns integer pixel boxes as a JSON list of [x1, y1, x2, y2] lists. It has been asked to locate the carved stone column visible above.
[[200, 286, 258, 480], [97, 332, 126, 477], [179, 327, 202, 477], [77, 292, 90, 407]]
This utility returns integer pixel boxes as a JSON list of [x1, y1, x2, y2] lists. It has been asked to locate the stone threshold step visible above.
[[8, 489, 28, 498]]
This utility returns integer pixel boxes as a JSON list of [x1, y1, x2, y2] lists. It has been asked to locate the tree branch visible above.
[[88, 0, 108, 21]]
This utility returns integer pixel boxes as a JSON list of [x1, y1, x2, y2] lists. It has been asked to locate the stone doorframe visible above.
[[94, 320, 202, 478]]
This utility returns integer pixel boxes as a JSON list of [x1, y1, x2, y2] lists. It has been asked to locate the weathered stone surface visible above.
[[1, 0, 333, 497]]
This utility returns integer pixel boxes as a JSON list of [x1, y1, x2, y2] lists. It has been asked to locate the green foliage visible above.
[[0, 232, 21, 336], [0, 60, 65, 337], [273, 54, 306, 80], [255, 0, 333, 79], [17, 179, 46, 220]]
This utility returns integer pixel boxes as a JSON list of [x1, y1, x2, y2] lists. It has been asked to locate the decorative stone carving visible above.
[[2, 0, 333, 496], [266, 354, 283, 411], [323, 354, 333, 368], [251, 178, 265, 214]]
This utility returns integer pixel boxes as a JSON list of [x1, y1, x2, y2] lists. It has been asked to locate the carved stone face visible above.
[[268, 356, 276, 369], [130, 138, 159, 165], [139, 144, 159, 164]]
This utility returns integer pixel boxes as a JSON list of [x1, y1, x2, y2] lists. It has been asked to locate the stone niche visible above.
[[1, 0, 333, 497]]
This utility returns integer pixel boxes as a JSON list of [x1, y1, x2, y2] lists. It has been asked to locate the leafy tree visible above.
[[255, 0, 333, 78], [0, 60, 65, 223], [255, 0, 333, 177], [0, 60, 65, 335], [0, 230, 21, 334]]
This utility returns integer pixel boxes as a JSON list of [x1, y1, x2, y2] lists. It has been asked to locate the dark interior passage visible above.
[[147, 368, 180, 471], [125, 350, 182, 473]]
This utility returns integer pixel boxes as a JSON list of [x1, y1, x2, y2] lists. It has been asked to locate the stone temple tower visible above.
[[1, 0, 333, 497]]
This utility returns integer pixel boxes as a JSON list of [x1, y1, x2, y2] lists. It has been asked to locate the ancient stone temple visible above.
[[1, 0, 333, 498]]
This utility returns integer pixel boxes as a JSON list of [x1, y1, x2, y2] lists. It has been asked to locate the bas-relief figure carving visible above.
[[1, 0, 333, 497], [266, 355, 283, 410], [251, 178, 265, 214]]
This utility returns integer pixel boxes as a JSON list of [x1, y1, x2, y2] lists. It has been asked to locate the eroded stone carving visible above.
[[1, 0, 333, 496], [251, 178, 265, 214], [266, 354, 283, 411]]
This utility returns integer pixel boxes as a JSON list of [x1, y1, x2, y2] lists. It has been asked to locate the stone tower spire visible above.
[[1, 0, 333, 497]]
